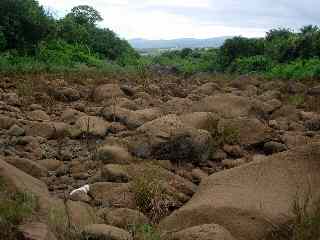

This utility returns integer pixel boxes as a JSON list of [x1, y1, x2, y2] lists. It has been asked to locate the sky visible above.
[[38, 0, 320, 40]]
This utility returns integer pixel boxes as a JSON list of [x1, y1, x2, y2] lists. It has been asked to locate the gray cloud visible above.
[[39, 0, 320, 39]]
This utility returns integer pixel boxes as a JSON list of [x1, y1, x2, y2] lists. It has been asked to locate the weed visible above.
[[131, 168, 170, 223], [130, 224, 161, 240], [205, 115, 240, 156], [287, 95, 305, 107], [0, 178, 38, 240], [267, 190, 320, 240]]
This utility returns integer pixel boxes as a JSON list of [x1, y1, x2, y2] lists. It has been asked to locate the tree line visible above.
[[0, 0, 139, 71]]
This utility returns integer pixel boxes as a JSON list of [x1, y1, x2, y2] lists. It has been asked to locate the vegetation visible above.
[[0, 178, 38, 240], [152, 26, 320, 80], [0, 0, 139, 74]]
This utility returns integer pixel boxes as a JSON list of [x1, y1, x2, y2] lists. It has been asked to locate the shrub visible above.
[[230, 55, 273, 74], [131, 168, 170, 223], [267, 58, 320, 80], [131, 224, 161, 240]]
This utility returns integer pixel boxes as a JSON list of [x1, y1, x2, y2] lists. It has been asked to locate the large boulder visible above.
[[96, 145, 133, 165], [0, 159, 53, 216], [218, 117, 274, 147], [83, 224, 132, 240], [159, 142, 320, 240], [89, 182, 136, 209], [102, 107, 162, 129], [98, 208, 149, 229], [69, 116, 110, 138], [192, 94, 253, 118], [166, 224, 236, 240], [4, 157, 47, 179], [93, 84, 125, 102], [128, 114, 212, 163], [18, 222, 57, 240], [66, 201, 97, 228], [180, 112, 219, 130]]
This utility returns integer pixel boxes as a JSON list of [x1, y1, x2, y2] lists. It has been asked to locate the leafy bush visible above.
[[37, 40, 103, 68], [131, 168, 170, 223], [267, 58, 320, 80], [0, 0, 56, 52], [230, 55, 273, 74]]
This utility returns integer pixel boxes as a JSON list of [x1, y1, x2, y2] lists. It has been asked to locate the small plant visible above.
[[268, 190, 320, 240], [131, 169, 170, 223], [287, 95, 305, 107], [205, 115, 240, 154], [16, 79, 35, 97], [0, 178, 38, 240], [130, 224, 161, 240]]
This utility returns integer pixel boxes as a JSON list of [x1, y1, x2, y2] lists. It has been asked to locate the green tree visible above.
[[300, 25, 319, 35], [266, 28, 294, 41], [0, 0, 55, 51], [57, 16, 89, 44], [68, 5, 103, 25], [219, 37, 265, 70], [0, 30, 6, 51]]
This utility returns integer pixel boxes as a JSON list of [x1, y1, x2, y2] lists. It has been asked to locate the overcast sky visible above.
[[38, 0, 320, 40]]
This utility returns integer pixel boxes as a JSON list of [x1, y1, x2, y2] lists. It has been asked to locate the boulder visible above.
[[102, 106, 162, 129], [51, 87, 80, 102], [308, 85, 320, 96], [101, 164, 130, 183], [191, 82, 220, 96], [23, 121, 56, 139], [8, 124, 25, 136], [96, 145, 133, 164], [159, 143, 320, 240], [98, 208, 149, 229], [18, 222, 57, 240], [70, 116, 110, 138], [66, 201, 97, 228], [218, 117, 273, 147], [93, 84, 125, 102], [0, 115, 17, 129], [166, 224, 236, 240], [180, 112, 219, 130], [60, 108, 86, 124], [163, 97, 193, 115], [129, 114, 212, 163], [28, 110, 50, 121], [83, 224, 132, 240], [4, 157, 47, 179], [89, 182, 136, 209], [0, 159, 54, 215], [192, 94, 253, 118], [263, 141, 287, 155]]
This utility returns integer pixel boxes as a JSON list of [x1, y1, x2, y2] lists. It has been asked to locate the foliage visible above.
[[267, 58, 320, 80], [230, 55, 273, 74], [131, 167, 170, 223], [0, 0, 56, 52], [68, 5, 103, 25], [131, 224, 161, 240]]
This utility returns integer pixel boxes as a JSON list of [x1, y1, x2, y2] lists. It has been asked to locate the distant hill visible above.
[[128, 37, 232, 49]]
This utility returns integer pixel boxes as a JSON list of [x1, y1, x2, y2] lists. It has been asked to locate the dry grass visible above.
[[131, 168, 171, 223]]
